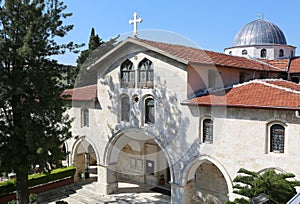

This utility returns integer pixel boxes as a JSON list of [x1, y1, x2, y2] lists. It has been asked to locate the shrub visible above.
[[0, 166, 76, 196]]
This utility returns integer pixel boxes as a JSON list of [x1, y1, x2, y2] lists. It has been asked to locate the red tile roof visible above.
[[62, 85, 97, 101], [182, 79, 300, 110], [261, 57, 300, 73], [135, 38, 283, 72]]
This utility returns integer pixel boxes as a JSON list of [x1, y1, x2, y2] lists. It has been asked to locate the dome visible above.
[[232, 19, 287, 46]]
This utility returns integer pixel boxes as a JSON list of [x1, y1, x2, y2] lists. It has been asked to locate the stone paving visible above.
[[37, 181, 171, 204]]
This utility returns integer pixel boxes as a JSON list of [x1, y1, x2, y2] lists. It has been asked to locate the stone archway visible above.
[[182, 156, 232, 204], [193, 161, 229, 203], [72, 138, 98, 181], [100, 129, 173, 195]]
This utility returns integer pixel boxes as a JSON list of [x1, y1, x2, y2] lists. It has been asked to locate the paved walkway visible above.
[[37, 181, 171, 204]]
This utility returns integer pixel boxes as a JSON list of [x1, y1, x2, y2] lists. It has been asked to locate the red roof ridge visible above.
[[251, 57, 286, 71]]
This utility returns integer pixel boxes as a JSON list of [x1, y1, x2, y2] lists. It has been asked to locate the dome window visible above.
[[260, 49, 267, 58], [279, 49, 284, 57], [242, 50, 248, 55]]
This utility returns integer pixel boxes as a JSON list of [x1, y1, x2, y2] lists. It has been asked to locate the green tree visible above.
[[228, 168, 300, 204], [74, 28, 120, 87], [0, 0, 78, 203]]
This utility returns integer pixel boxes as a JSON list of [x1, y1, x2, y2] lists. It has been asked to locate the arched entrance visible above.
[[104, 129, 172, 194], [183, 156, 232, 204], [72, 138, 98, 181]]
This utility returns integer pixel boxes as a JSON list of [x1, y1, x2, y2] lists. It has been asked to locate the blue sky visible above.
[[56, 0, 300, 65]]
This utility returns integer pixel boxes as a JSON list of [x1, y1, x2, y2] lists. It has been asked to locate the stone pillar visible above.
[[95, 164, 118, 195], [171, 183, 185, 204], [171, 181, 194, 204]]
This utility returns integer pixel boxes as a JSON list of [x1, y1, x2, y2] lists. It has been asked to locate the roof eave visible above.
[[87, 38, 189, 71], [181, 102, 300, 111]]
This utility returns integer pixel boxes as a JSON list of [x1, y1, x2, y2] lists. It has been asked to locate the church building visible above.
[[63, 17, 300, 203]]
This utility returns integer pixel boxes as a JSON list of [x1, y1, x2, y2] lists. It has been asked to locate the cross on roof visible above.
[[129, 12, 142, 37]]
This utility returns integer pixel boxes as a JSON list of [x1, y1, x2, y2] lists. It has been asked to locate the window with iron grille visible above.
[[203, 119, 213, 143], [270, 124, 285, 153]]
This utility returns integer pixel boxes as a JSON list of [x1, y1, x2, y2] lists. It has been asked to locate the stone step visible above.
[[82, 182, 97, 192]]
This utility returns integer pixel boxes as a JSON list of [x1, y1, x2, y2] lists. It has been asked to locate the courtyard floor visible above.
[[37, 180, 171, 204]]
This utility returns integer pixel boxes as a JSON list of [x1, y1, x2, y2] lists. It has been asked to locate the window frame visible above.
[[279, 49, 284, 57], [81, 109, 89, 127], [120, 95, 130, 122], [144, 97, 155, 125], [138, 58, 153, 89], [120, 59, 135, 88], [260, 48, 267, 58], [267, 122, 286, 154], [200, 117, 214, 144], [242, 49, 248, 55]]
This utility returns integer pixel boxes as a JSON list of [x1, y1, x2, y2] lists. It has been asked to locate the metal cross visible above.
[[129, 12, 143, 37]]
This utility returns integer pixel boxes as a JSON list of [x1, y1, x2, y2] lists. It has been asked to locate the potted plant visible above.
[[159, 174, 165, 185]]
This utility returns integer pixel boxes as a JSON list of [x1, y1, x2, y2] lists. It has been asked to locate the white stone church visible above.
[[62, 17, 300, 203]]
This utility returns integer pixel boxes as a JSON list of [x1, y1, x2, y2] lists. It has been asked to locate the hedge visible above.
[[0, 166, 76, 196]]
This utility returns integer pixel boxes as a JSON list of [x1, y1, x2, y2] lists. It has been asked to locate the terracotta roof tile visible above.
[[261, 57, 300, 73], [135, 38, 283, 72], [290, 57, 300, 73], [183, 79, 300, 110], [62, 85, 97, 101]]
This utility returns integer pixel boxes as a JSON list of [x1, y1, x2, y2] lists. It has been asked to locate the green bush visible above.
[[0, 166, 76, 196], [6, 193, 37, 204]]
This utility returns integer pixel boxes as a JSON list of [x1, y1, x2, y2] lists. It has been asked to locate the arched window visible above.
[[121, 59, 135, 88], [120, 95, 130, 121], [145, 98, 154, 124], [260, 49, 267, 58], [229, 51, 232, 55], [81, 109, 89, 127], [291, 50, 294, 57], [270, 124, 285, 153], [138, 58, 153, 88], [279, 49, 284, 57], [242, 49, 248, 55], [203, 119, 213, 143]]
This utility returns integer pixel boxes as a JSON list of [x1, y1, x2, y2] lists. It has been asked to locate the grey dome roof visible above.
[[232, 19, 287, 46]]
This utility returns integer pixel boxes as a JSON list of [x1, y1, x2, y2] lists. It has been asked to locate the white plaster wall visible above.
[[189, 106, 300, 184]]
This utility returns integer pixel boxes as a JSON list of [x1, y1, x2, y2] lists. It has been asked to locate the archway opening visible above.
[[107, 130, 171, 195], [184, 160, 230, 204], [73, 139, 97, 181]]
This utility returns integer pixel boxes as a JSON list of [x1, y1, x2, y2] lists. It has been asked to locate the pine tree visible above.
[[0, 0, 78, 203], [228, 168, 300, 204]]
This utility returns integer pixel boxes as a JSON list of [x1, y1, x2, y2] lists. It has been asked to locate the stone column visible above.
[[171, 183, 185, 204], [95, 164, 118, 195], [171, 181, 195, 204]]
